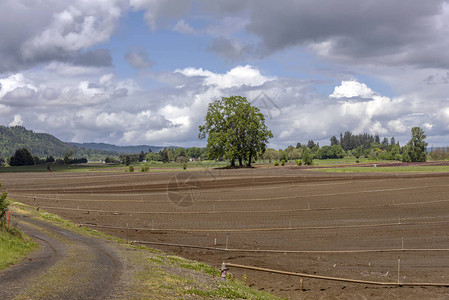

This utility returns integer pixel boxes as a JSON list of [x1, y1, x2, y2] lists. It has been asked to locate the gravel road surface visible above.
[[0, 214, 123, 300]]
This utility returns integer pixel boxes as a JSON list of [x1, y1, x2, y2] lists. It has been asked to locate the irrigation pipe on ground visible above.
[[225, 263, 449, 287]]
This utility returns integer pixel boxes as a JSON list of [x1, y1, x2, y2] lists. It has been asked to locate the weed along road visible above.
[[0, 214, 123, 300]]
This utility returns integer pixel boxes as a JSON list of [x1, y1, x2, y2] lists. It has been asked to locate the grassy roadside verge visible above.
[[8, 202, 283, 299], [0, 227, 37, 270], [1, 182, 37, 271]]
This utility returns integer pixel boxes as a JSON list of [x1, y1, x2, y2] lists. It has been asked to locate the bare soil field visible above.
[[3, 167, 449, 299]]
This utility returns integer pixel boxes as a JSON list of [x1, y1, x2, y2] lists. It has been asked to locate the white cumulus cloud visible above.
[[176, 65, 273, 89], [0, 74, 37, 99], [330, 80, 376, 99]]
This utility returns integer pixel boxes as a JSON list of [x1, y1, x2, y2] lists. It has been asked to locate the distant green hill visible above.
[[0, 126, 117, 159], [68, 142, 165, 154]]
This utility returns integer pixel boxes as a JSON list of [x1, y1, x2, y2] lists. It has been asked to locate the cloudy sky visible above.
[[1, 0, 449, 148]]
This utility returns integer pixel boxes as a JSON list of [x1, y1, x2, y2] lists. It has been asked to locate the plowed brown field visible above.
[[3, 167, 449, 299]]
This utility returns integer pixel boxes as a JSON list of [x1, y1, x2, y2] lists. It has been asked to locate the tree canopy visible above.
[[199, 96, 273, 167], [316, 145, 345, 159], [402, 126, 428, 162], [9, 148, 35, 166]]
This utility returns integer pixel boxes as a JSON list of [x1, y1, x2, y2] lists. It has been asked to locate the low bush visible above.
[[140, 162, 149, 172], [0, 187, 7, 228], [274, 161, 279, 166], [69, 158, 88, 164], [281, 160, 285, 166], [296, 159, 302, 166], [129, 165, 134, 172]]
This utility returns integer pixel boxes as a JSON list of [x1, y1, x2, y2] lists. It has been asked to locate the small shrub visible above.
[[176, 156, 188, 164], [281, 160, 285, 166], [0, 184, 8, 225], [356, 160, 360, 163], [274, 161, 279, 166], [104, 157, 116, 163], [182, 162, 187, 170], [129, 165, 134, 172], [296, 159, 302, 166], [150, 160, 157, 164], [140, 162, 149, 172]]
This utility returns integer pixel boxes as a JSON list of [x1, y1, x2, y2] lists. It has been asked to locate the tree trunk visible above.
[[247, 153, 252, 167], [230, 159, 235, 167], [238, 157, 243, 167]]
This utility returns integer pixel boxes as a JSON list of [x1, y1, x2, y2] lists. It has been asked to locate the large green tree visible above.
[[9, 148, 35, 166], [199, 96, 273, 167], [63, 150, 74, 165], [402, 126, 428, 162], [301, 146, 313, 165], [316, 145, 345, 159]]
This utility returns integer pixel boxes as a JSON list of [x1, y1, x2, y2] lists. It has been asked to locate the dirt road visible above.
[[0, 214, 123, 300], [0, 210, 269, 300]]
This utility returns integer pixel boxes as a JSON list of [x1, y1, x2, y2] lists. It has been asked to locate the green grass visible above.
[[255, 157, 378, 167], [166, 255, 220, 276], [0, 160, 230, 173], [140, 160, 229, 170], [316, 165, 449, 173], [9, 202, 126, 244], [184, 282, 281, 300], [310, 157, 374, 166], [144, 253, 283, 299], [0, 163, 121, 173], [3, 158, 448, 173], [0, 228, 37, 270]]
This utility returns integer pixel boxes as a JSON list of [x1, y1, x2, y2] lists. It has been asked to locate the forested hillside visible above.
[[0, 126, 116, 159]]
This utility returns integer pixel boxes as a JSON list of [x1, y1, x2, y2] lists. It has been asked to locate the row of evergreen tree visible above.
[[331, 132, 398, 151], [292, 128, 427, 162]]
